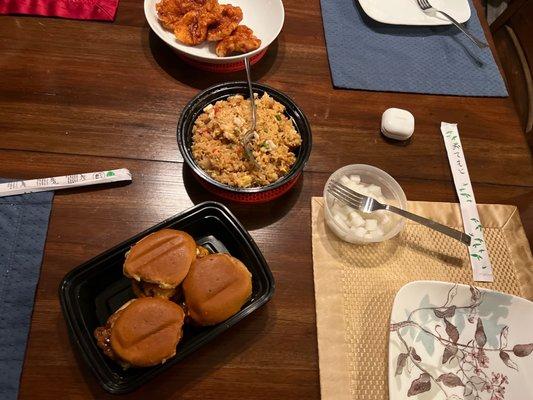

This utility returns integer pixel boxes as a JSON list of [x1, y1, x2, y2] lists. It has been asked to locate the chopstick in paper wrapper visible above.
[[0, 168, 132, 198], [440, 123, 493, 282]]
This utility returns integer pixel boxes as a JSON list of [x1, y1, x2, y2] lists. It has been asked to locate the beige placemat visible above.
[[311, 198, 533, 400]]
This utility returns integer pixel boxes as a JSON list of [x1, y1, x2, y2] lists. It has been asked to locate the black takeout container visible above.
[[177, 82, 312, 202], [59, 201, 275, 394]]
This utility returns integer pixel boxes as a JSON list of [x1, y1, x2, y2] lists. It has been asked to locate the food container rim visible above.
[[177, 81, 312, 194], [323, 164, 407, 243], [59, 201, 275, 394]]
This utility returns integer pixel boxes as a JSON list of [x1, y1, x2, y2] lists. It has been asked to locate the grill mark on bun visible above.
[[183, 253, 252, 326], [113, 319, 179, 348], [201, 279, 234, 302], [99, 298, 186, 367], [125, 237, 184, 272], [124, 229, 196, 289]]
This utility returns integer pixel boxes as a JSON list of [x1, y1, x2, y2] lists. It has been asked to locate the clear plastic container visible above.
[[323, 164, 407, 244]]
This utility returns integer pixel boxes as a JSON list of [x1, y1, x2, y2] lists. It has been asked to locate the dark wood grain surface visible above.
[[1, 0, 532, 399]]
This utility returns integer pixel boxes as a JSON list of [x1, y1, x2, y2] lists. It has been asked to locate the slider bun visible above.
[[110, 297, 185, 367], [124, 229, 196, 289], [183, 253, 252, 326]]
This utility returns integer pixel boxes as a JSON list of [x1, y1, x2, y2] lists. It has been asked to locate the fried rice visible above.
[[191, 93, 302, 188]]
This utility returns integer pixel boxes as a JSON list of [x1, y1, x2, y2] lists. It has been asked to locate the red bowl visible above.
[[177, 82, 312, 203], [194, 171, 302, 203], [177, 50, 267, 73]]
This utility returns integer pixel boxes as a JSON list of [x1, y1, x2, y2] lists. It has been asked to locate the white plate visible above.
[[358, 0, 471, 26], [144, 0, 284, 64], [389, 281, 533, 400]]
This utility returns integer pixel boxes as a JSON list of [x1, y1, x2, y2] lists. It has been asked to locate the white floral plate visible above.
[[389, 281, 533, 400]]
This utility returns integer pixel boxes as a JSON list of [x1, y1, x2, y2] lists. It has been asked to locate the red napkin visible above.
[[0, 0, 119, 21]]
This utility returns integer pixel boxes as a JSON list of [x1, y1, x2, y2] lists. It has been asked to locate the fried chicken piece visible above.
[[156, 0, 184, 30], [215, 25, 261, 57], [178, 0, 218, 15], [206, 4, 243, 41], [196, 244, 210, 258], [94, 301, 131, 362], [156, 0, 218, 30], [174, 9, 218, 46]]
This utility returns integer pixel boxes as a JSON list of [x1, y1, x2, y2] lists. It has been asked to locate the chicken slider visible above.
[[94, 297, 185, 368], [183, 253, 252, 326], [124, 229, 196, 298]]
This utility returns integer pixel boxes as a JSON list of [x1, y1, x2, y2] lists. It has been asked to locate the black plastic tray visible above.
[[59, 201, 275, 394]]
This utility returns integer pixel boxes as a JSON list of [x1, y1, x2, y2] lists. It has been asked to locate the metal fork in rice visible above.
[[242, 57, 262, 170]]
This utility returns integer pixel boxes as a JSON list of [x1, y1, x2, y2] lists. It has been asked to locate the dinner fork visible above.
[[415, 0, 488, 49], [327, 180, 472, 246], [242, 57, 261, 170]]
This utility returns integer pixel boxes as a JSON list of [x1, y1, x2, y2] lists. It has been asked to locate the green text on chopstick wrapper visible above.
[[441, 122, 493, 282], [0, 168, 132, 198]]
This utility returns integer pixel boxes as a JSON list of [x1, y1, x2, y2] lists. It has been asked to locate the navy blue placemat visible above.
[[0, 181, 53, 400], [320, 0, 508, 96]]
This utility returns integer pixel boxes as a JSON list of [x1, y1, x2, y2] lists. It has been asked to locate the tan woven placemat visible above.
[[311, 198, 533, 400]]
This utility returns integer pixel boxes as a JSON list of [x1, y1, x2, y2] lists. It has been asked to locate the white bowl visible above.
[[323, 164, 407, 244], [144, 0, 285, 64]]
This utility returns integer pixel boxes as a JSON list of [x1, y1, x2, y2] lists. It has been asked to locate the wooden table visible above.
[[1, 1, 532, 399]]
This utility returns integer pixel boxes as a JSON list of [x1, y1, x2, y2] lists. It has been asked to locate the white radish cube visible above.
[[345, 233, 357, 242], [348, 211, 365, 227], [339, 176, 351, 186], [372, 232, 384, 241], [365, 219, 378, 231], [350, 175, 361, 184], [357, 187, 368, 196], [341, 204, 353, 215], [336, 211, 348, 222], [330, 203, 341, 214], [331, 203, 348, 218], [333, 214, 350, 231], [364, 233, 374, 240], [377, 214, 390, 228], [346, 181, 359, 192], [368, 184, 382, 197], [347, 228, 366, 242], [352, 227, 367, 237]]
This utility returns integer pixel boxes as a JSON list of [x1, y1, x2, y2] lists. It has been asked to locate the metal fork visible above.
[[416, 0, 488, 49], [327, 181, 471, 246], [242, 57, 261, 170]]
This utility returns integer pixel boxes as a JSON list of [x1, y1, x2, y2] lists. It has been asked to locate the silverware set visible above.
[[327, 180, 472, 246], [415, 0, 488, 49]]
